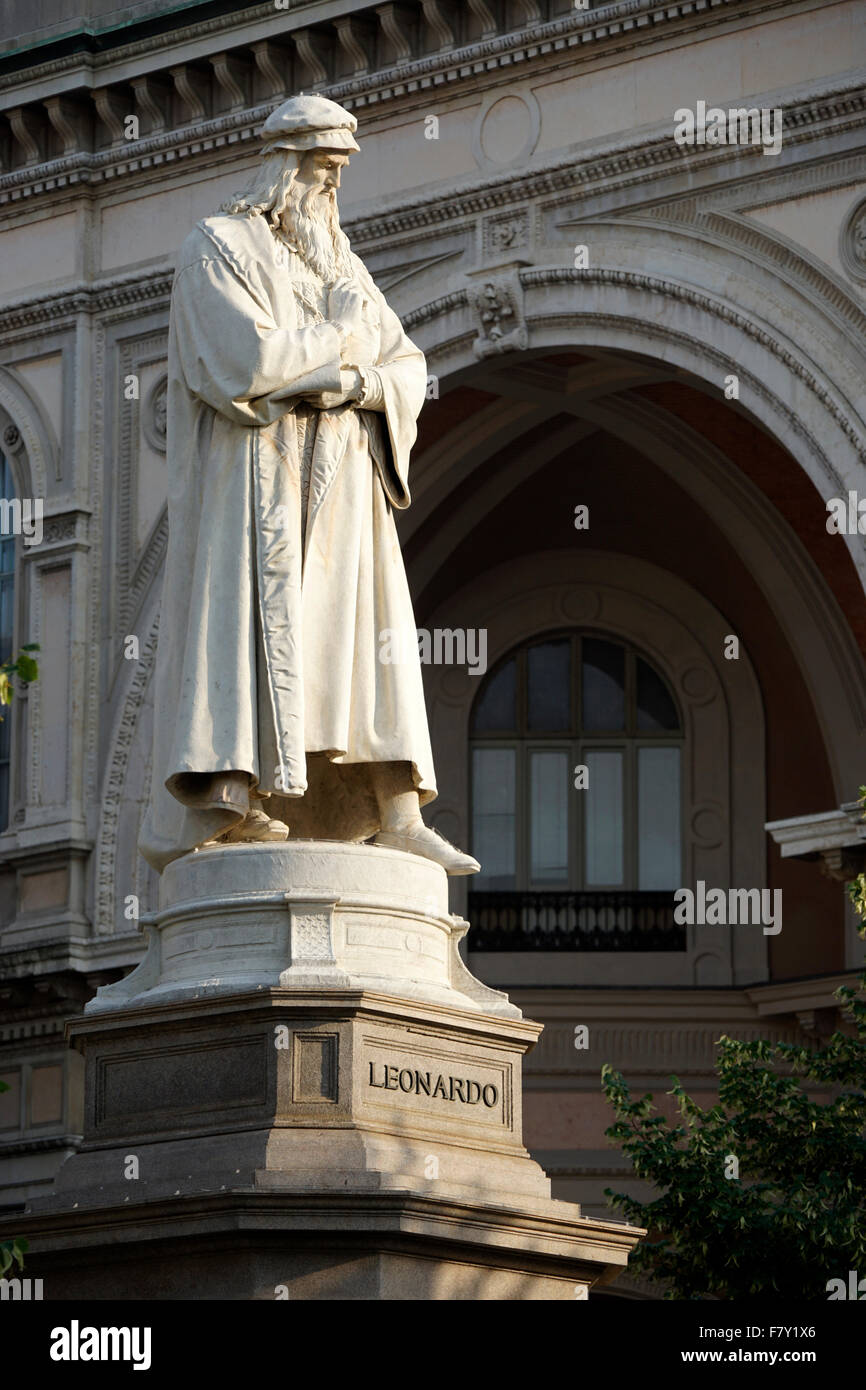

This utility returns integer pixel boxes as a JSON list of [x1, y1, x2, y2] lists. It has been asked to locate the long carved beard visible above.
[[281, 185, 352, 284]]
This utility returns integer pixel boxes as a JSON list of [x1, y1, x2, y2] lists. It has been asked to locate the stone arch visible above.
[[0, 374, 49, 831], [403, 251, 866, 588], [0, 365, 56, 501], [400, 243, 866, 800], [424, 551, 766, 988], [405, 358, 866, 811]]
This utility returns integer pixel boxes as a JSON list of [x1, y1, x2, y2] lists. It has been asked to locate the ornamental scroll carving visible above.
[[467, 270, 529, 360]]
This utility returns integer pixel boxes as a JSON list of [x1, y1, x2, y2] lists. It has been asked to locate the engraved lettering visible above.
[[365, 1058, 500, 1111]]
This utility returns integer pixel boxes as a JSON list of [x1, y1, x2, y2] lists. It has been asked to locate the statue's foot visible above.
[[374, 823, 480, 876], [213, 809, 289, 845]]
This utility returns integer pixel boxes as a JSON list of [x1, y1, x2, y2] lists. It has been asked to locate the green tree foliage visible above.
[[0, 643, 39, 718], [602, 793, 866, 1299]]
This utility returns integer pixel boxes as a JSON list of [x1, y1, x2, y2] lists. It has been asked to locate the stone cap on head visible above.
[[260, 94, 360, 154]]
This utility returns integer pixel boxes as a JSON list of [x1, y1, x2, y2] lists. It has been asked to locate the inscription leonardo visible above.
[[368, 1062, 499, 1107]]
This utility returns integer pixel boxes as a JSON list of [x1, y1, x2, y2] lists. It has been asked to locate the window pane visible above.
[[582, 639, 625, 731], [637, 658, 679, 731], [530, 750, 568, 882], [584, 749, 623, 885], [527, 640, 570, 730], [0, 576, 13, 663], [472, 658, 517, 732], [471, 747, 516, 889], [638, 746, 681, 888]]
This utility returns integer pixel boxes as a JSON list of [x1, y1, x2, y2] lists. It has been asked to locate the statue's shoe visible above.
[[216, 809, 289, 844], [374, 824, 480, 876]]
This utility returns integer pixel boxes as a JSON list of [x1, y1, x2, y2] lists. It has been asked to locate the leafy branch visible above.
[[601, 786, 866, 1299], [0, 643, 39, 718]]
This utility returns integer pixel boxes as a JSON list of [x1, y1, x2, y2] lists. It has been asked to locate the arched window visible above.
[[0, 449, 16, 831], [469, 633, 683, 913]]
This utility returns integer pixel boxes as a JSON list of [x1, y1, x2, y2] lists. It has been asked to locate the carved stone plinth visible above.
[[87, 840, 518, 1016], [12, 843, 642, 1299]]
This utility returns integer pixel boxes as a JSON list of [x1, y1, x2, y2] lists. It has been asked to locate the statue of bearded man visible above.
[[139, 95, 478, 877]]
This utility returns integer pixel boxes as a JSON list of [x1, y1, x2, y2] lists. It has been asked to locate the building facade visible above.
[[0, 0, 864, 1297]]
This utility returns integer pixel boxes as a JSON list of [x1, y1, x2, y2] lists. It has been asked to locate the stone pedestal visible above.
[[13, 842, 642, 1299]]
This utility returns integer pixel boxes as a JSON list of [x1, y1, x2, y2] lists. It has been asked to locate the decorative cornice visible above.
[[766, 807, 866, 858], [0, 0, 770, 95], [0, 1, 280, 88], [0, 1, 853, 208], [0, 103, 268, 206], [28, 508, 89, 550], [348, 86, 866, 246], [0, 1135, 80, 1156], [525, 1018, 817, 1075], [0, 268, 172, 333]]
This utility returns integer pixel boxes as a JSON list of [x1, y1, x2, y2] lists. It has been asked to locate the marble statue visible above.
[[139, 95, 478, 877]]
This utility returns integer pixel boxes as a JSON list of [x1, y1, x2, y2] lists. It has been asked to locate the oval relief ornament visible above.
[[472, 91, 541, 170], [840, 197, 866, 285], [681, 665, 715, 703], [691, 806, 724, 848], [143, 374, 168, 454], [559, 589, 601, 623]]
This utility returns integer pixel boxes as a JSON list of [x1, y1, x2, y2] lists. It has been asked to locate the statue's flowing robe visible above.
[[139, 213, 435, 872]]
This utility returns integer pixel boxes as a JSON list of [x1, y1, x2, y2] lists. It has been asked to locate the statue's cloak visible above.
[[139, 213, 435, 871]]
